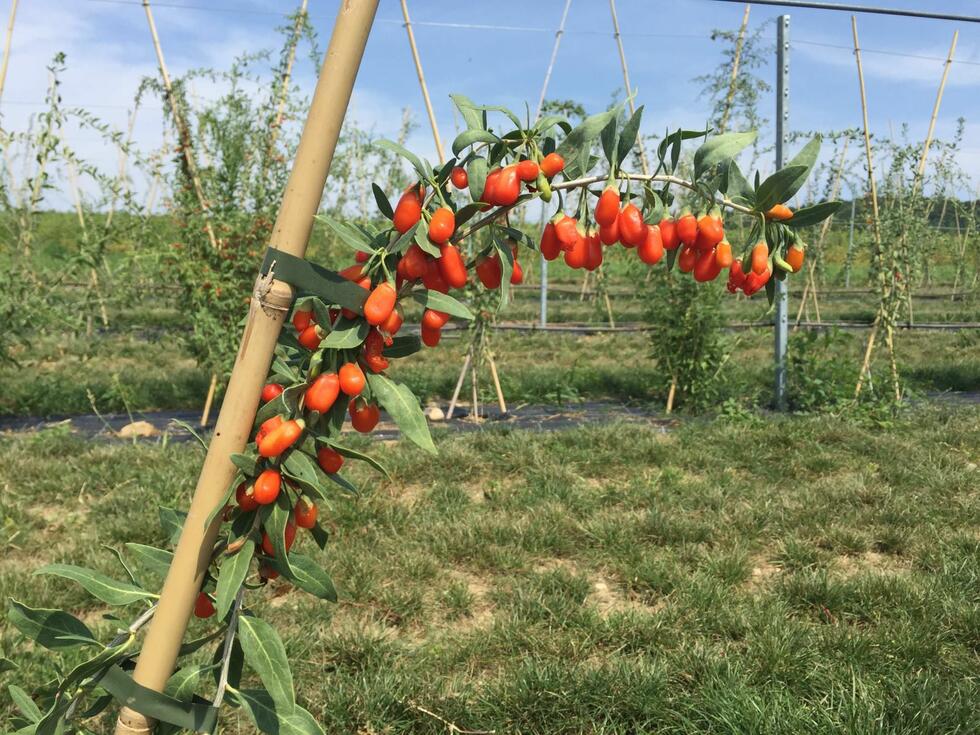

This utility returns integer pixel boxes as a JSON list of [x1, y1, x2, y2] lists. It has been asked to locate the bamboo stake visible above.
[[0, 0, 17, 111], [446, 345, 472, 420], [471, 361, 480, 422], [67, 160, 110, 330], [666, 376, 677, 414], [113, 5, 379, 733], [487, 352, 508, 415], [718, 3, 751, 134], [199, 373, 218, 427], [400, 0, 444, 163], [105, 103, 139, 231], [142, 0, 218, 251], [851, 17, 887, 399], [915, 31, 957, 190], [794, 137, 848, 329], [608, 0, 648, 174], [268, 0, 308, 156], [535, 0, 572, 120]]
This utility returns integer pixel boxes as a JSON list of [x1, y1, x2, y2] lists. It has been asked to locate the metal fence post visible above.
[[774, 14, 790, 409]]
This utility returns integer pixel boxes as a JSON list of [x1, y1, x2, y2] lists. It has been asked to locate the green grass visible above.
[[2, 406, 979, 733]]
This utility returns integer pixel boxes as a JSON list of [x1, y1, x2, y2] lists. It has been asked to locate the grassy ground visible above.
[[2, 405, 979, 733]]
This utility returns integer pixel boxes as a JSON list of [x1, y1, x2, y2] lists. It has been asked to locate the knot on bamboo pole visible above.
[[114, 707, 154, 735], [252, 267, 294, 317]]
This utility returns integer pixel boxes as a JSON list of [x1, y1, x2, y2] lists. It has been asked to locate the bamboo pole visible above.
[[105, 103, 139, 231], [851, 17, 886, 399], [794, 137, 848, 328], [113, 4, 379, 733], [142, 0, 218, 251], [487, 352, 507, 415], [446, 345, 473, 420], [400, 0, 444, 163], [268, 0, 308, 156], [535, 0, 572, 120], [199, 373, 218, 427], [915, 31, 957, 190], [718, 3, 751, 134], [0, 0, 17, 111], [67, 161, 110, 330], [608, 0, 648, 174]]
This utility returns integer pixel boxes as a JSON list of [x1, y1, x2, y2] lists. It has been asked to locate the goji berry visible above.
[[677, 244, 697, 273], [292, 308, 314, 332], [392, 184, 423, 233], [364, 281, 397, 326], [476, 253, 503, 289], [638, 225, 664, 265], [516, 159, 539, 182], [261, 520, 296, 556], [261, 383, 284, 403], [349, 398, 381, 433], [298, 325, 322, 350], [236, 482, 258, 512], [305, 373, 340, 413], [339, 362, 366, 396], [659, 217, 679, 251], [258, 419, 304, 458], [766, 203, 793, 221], [540, 152, 565, 178], [595, 186, 620, 227], [428, 207, 455, 245], [618, 203, 646, 247], [438, 243, 468, 289], [540, 222, 561, 261], [715, 240, 733, 268], [194, 592, 215, 618], [751, 242, 769, 275], [785, 244, 805, 272], [450, 166, 468, 189], [317, 445, 344, 474], [253, 469, 282, 505], [294, 498, 318, 529], [676, 208, 698, 247]]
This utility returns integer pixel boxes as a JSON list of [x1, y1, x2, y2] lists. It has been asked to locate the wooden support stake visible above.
[[608, 0, 648, 174], [665, 375, 677, 414], [718, 3, 750, 134], [534, 0, 572, 120], [199, 373, 218, 427], [488, 352, 507, 415], [446, 344, 472, 420], [851, 17, 886, 400], [0, 0, 17, 111], [400, 0, 444, 163], [142, 0, 219, 251], [268, 0, 308, 157], [113, 4, 378, 733]]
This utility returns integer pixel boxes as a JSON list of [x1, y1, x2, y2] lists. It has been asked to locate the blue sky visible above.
[[2, 0, 979, 205]]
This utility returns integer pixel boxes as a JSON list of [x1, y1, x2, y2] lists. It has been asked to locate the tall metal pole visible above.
[[774, 15, 789, 409], [113, 3, 379, 733]]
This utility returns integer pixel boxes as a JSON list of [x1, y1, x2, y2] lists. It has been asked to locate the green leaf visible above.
[[375, 139, 426, 179], [234, 689, 326, 735], [452, 129, 500, 157], [450, 93, 484, 131], [205, 473, 241, 532], [266, 499, 296, 577], [387, 222, 419, 254], [411, 289, 474, 320], [785, 201, 843, 228], [7, 600, 97, 650], [215, 539, 254, 619], [657, 126, 709, 161], [780, 136, 822, 203], [125, 544, 174, 576], [693, 131, 757, 180], [382, 334, 421, 359], [617, 105, 644, 167], [317, 215, 373, 255], [158, 506, 186, 546], [255, 384, 304, 426], [0, 657, 17, 673], [9, 684, 42, 722], [237, 616, 296, 713], [722, 159, 754, 203], [466, 158, 488, 203], [320, 319, 369, 349], [755, 165, 808, 212], [371, 184, 393, 219], [365, 373, 436, 454], [278, 554, 337, 602], [230, 451, 260, 476], [765, 274, 777, 306], [600, 116, 618, 168], [556, 109, 618, 178], [322, 440, 390, 479], [34, 565, 154, 606], [282, 450, 326, 499]]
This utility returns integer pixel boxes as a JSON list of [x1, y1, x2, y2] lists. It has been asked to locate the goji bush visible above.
[[5, 94, 838, 735]]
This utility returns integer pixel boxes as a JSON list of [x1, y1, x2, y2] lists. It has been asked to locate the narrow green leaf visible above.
[[556, 109, 618, 178], [237, 616, 295, 713], [234, 689, 326, 735], [230, 453, 259, 476], [158, 506, 186, 546], [34, 565, 154, 606], [466, 158, 488, 203], [450, 93, 483, 131], [755, 165, 808, 212], [365, 373, 436, 454], [282, 450, 326, 499], [411, 289, 474, 320], [7, 600, 97, 650], [323, 440, 390, 479], [780, 136, 822, 203], [371, 184, 393, 219], [125, 544, 174, 576], [215, 540, 254, 619], [693, 131, 757, 180], [375, 139, 426, 179], [0, 657, 17, 673], [266, 498, 296, 578], [382, 334, 421, 359], [9, 685, 43, 722], [317, 215, 373, 255], [617, 105, 644, 167], [785, 200, 843, 228], [320, 319, 369, 349], [452, 129, 500, 157], [278, 553, 337, 602]]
